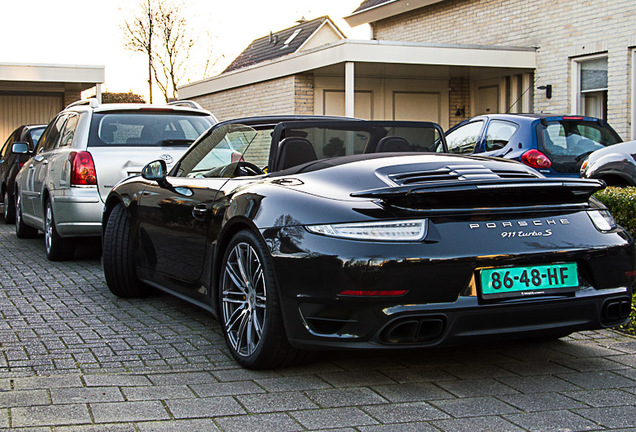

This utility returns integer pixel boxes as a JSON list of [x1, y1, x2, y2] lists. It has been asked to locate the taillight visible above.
[[521, 149, 551, 169], [69, 151, 97, 186]]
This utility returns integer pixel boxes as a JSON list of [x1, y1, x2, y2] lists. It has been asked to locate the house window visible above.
[[573, 55, 608, 120]]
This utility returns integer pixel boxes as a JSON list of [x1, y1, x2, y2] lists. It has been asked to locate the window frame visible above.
[[571, 53, 609, 119]]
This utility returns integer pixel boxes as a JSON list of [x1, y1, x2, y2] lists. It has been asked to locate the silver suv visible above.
[[14, 99, 216, 260]]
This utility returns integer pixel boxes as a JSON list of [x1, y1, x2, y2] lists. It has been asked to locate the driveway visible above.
[[0, 222, 635, 431]]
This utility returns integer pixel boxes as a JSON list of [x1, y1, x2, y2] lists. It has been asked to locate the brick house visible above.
[[181, 1, 635, 139]]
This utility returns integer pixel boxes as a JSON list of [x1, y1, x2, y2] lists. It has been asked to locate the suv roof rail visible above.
[[168, 100, 203, 109], [65, 98, 100, 110]]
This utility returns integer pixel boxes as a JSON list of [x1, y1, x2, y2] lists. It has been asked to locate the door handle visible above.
[[192, 203, 208, 220]]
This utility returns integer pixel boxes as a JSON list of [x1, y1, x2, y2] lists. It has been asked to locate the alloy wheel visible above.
[[221, 241, 267, 357], [44, 202, 53, 254], [3, 191, 8, 219]]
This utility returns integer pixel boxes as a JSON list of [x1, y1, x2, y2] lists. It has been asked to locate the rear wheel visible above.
[[14, 191, 37, 238], [103, 204, 146, 297], [44, 199, 75, 261], [219, 229, 302, 369], [3, 190, 15, 223]]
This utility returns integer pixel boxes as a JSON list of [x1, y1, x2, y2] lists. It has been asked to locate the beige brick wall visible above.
[[192, 75, 315, 121], [449, 77, 470, 127], [63, 90, 81, 108], [374, 0, 635, 138]]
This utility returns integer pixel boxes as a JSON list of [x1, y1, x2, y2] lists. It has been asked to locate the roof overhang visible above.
[[179, 39, 536, 98], [0, 62, 105, 92], [345, 0, 446, 27]]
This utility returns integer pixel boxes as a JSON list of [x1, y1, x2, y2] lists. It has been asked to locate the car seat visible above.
[[275, 137, 317, 170]]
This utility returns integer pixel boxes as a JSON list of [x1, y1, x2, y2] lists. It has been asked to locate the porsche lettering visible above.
[[469, 219, 570, 230]]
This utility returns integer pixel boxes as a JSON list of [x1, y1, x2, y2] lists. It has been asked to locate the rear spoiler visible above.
[[351, 178, 605, 209]]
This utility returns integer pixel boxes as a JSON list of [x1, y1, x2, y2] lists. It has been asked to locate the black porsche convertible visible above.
[[102, 116, 634, 369]]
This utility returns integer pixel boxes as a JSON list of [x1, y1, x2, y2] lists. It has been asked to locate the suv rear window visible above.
[[89, 112, 213, 147], [536, 118, 621, 173]]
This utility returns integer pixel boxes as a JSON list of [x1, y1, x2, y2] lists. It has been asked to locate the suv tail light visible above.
[[521, 149, 551, 169], [69, 151, 97, 186]]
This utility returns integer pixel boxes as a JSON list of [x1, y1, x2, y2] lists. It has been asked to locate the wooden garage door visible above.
[[0, 94, 62, 143]]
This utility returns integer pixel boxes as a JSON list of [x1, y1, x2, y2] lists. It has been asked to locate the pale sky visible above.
[[2, 0, 369, 101]]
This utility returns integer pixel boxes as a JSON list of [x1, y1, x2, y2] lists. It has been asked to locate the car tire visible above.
[[3, 190, 15, 224], [103, 204, 146, 298], [219, 229, 303, 369], [14, 191, 38, 239], [44, 199, 75, 261]]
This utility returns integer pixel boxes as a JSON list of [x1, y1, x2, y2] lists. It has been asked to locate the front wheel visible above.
[[219, 229, 302, 369], [44, 199, 75, 261], [15, 191, 38, 238], [4, 190, 15, 223], [103, 204, 146, 298]]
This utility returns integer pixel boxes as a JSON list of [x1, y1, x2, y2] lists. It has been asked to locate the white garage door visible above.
[[393, 92, 440, 122], [0, 94, 62, 143]]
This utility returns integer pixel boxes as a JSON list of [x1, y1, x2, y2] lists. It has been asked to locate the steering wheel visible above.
[[235, 161, 264, 176]]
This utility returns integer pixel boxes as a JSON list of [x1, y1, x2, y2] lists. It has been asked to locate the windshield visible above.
[[536, 118, 621, 173], [89, 112, 213, 147], [176, 124, 262, 178]]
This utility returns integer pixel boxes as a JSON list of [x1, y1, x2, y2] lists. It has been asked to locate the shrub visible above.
[[594, 186, 636, 335]]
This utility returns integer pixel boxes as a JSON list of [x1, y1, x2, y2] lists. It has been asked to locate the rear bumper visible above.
[[52, 188, 103, 237]]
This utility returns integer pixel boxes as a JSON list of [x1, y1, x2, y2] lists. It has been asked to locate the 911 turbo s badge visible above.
[[470, 218, 570, 238]]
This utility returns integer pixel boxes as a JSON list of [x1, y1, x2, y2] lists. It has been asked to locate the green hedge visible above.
[[594, 186, 636, 335]]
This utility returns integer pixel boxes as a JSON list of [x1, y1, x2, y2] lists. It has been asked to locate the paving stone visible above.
[[121, 385, 195, 401], [305, 387, 388, 408], [431, 396, 520, 417], [56, 424, 137, 432], [189, 381, 265, 397], [255, 376, 332, 392], [215, 413, 302, 432], [358, 423, 439, 432], [0, 389, 49, 408], [361, 401, 450, 423], [436, 378, 519, 397], [50, 387, 124, 404], [496, 374, 581, 393], [12, 375, 83, 390], [575, 405, 636, 429], [557, 370, 636, 389], [291, 407, 378, 429], [499, 392, 587, 412], [11, 404, 92, 427], [83, 374, 153, 387], [237, 391, 318, 413], [431, 416, 526, 432], [91, 401, 171, 423], [504, 410, 599, 432], [561, 388, 636, 407], [318, 371, 396, 387], [166, 396, 245, 419], [136, 418, 221, 431], [371, 382, 454, 402]]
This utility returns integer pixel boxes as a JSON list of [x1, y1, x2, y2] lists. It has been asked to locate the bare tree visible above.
[[153, 1, 194, 101], [122, 0, 156, 103]]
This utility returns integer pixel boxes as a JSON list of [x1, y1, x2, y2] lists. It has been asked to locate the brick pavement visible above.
[[0, 222, 635, 431]]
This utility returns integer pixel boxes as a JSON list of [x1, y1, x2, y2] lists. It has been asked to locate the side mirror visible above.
[[141, 159, 168, 182], [12, 142, 29, 155]]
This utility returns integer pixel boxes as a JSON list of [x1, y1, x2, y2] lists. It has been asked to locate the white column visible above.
[[96, 83, 103, 104], [345, 62, 355, 118], [522, 73, 533, 113], [510, 75, 520, 113]]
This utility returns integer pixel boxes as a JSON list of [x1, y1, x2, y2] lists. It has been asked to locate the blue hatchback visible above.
[[445, 114, 622, 177]]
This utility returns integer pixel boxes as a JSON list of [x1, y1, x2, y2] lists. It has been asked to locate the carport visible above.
[[0, 62, 104, 142]]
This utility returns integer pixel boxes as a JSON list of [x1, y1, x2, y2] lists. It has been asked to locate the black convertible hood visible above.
[[280, 154, 605, 210]]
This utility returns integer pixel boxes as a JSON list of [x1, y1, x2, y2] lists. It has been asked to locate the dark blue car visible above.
[[445, 114, 622, 177]]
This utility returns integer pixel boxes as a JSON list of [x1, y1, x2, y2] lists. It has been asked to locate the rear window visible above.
[[89, 112, 213, 147], [536, 118, 621, 173]]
